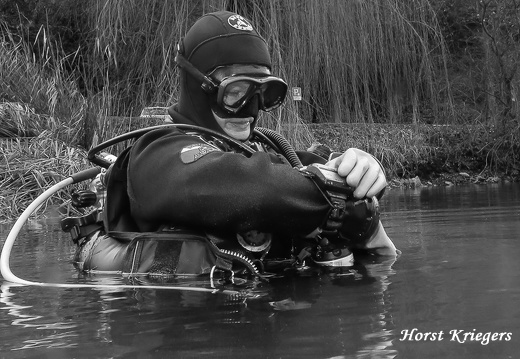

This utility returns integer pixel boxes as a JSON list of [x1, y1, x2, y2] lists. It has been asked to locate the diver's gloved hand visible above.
[[299, 163, 353, 235], [325, 148, 386, 199], [300, 163, 397, 260], [339, 198, 398, 256], [362, 221, 398, 256]]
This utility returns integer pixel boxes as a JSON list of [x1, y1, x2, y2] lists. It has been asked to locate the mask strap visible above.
[[175, 41, 218, 93]]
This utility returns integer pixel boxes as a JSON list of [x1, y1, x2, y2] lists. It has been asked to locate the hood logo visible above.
[[228, 15, 253, 31]]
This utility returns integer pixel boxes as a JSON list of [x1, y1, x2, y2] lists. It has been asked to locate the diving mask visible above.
[[212, 74, 287, 115], [175, 48, 287, 115]]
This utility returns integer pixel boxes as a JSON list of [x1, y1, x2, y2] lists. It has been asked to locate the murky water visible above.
[[1, 183, 519, 358]]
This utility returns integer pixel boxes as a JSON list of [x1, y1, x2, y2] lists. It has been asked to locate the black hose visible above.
[[88, 124, 302, 169], [88, 124, 256, 168], [254, 127, 303, 168]]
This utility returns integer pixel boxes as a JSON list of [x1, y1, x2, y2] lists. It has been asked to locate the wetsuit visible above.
[[125, 114, 328, 256]]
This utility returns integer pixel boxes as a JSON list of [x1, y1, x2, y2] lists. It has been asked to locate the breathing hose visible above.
[[0, 167, 238, 294], [88, 124, 301, 170], [254, 127, 303, 168], [88, 123, 256, 168]]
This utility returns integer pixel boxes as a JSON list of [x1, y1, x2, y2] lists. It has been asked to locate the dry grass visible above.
[[0, 133, 91, 222], [308, 123, 435, 178], [0, 27, 87, 145], [309, 121, 520, 179], [0, 28, 92, 222]]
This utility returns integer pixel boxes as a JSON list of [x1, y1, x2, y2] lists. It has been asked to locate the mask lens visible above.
[[222, 80, 252, 107], [261, 80, 287, 110]]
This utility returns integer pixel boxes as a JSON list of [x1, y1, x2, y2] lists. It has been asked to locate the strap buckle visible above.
[[61, 211, 102, 244]]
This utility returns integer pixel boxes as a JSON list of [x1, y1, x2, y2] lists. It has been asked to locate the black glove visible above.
[[300, 163, 354, 233]]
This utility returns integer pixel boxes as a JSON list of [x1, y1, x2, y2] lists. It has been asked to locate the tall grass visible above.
[[0, 25, 87, 145], [309, 120, 520, 180], [0, 25, 91, 222], [0, 133, 90, 222]]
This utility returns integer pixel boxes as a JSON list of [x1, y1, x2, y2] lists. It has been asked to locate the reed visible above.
[[309, 121, 520, 179], [0, 24, 87, 145], [0, 133, 91, 222], [0, 25, 93, 221], [308, 123, 435, 178]]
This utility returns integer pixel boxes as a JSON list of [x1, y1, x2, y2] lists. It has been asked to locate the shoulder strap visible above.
[[103, 147, 139, 232]]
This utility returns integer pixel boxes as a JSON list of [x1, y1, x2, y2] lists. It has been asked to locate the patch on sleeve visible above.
[[180, 143, 220, 164]]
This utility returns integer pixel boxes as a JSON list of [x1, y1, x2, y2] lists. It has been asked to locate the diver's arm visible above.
[[127, 128, 330, 234]]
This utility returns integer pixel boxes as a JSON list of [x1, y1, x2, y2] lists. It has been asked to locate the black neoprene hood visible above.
[[172, 11, 273, 134], [182, 11, 271, 73]]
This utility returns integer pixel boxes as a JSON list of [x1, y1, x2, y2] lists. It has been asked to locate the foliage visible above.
[[478, 0, 520, 122], [1, 0, 451, 148], [309, 121, 520, 180], [1, 0, 520, 223], [435, 0, 520, 124]]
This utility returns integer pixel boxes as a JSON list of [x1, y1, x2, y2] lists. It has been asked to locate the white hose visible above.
[[1, 169, 238, 295]]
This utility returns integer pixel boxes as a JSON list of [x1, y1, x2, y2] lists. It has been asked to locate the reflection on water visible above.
[[1, 183, 519, 358]]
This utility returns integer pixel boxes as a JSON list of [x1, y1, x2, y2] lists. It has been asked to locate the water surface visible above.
[[1, 183, 519, 358]]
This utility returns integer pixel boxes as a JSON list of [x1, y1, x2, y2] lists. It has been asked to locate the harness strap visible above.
[[61, 211, 103, 244]]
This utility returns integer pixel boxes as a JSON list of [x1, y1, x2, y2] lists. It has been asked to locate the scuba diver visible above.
[[63, 11, 397, 281]]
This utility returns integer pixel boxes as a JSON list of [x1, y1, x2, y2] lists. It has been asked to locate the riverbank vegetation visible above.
[[1, 0, 520, 221]]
